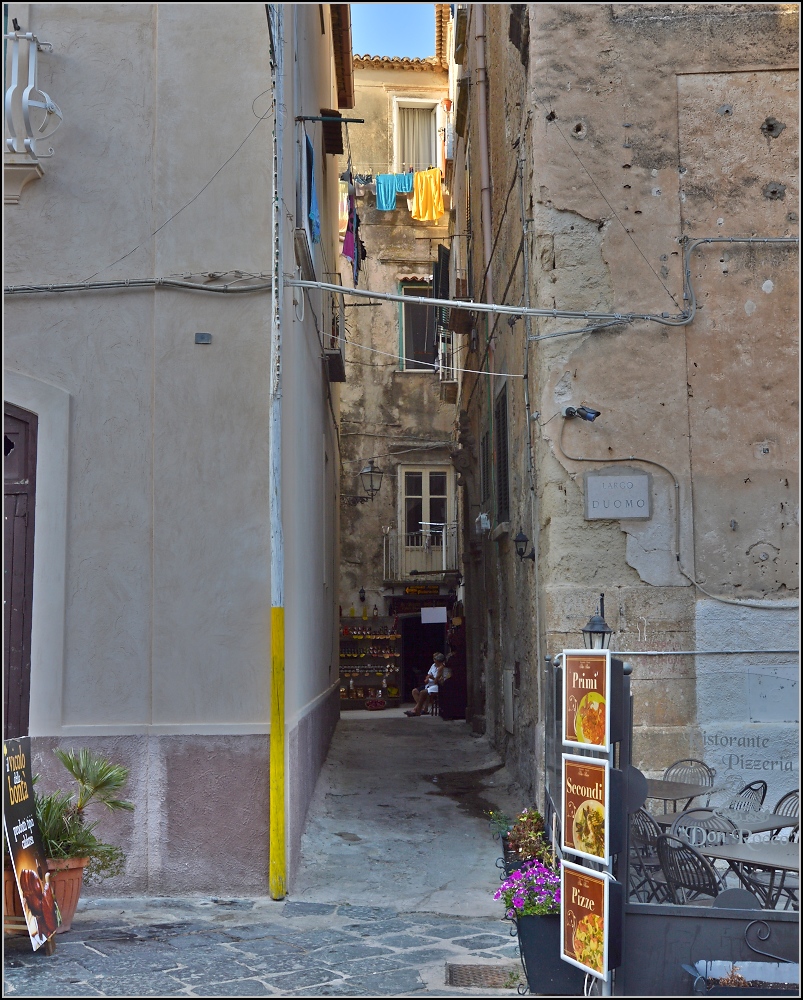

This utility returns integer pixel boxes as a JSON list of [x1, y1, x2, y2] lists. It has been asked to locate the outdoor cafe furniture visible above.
[[656, 833, 727, 905], [629, 808, 671, 903], [646, 777, 723, 813], [770, 789, 799, 841], [698, 840, 800, 911], [652, 808, 799, 841], [660, 759, 716, 809], [725, 779, 768, 812]]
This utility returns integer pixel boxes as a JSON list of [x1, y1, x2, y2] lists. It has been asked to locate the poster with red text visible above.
[[561, 860, 609, 979], [3, 738, 61, 949], [562, 649, 611, 753]]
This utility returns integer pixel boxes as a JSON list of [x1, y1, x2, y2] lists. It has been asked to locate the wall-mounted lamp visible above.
[[562, 405, 601, 422], [513, 530, 536, 562], [359, 459, 384, 500], [581, 593, 613, 649], [358, 587, 366, 603]]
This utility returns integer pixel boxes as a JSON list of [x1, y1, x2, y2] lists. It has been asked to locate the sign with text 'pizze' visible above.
[[562, 754, 609, 864], [562, 649, 611, 754], [3, 738, 61, 949], [561, 861, 610, 979]]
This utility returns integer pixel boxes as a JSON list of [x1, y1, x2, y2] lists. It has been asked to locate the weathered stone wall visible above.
[[454, 3, 798, 805]]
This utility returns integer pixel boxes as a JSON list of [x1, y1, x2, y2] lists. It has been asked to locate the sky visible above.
[[350, 3, 436, 59]]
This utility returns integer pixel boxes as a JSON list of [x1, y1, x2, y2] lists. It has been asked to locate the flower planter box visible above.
[[685, 961, 800, 997], [516, 913, 587, 995]]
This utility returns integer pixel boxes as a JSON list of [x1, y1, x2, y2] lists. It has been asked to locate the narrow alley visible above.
[[4, 715, 530, 997]]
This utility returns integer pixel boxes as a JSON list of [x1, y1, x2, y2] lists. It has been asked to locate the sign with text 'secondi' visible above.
[[562, 754, 609, 864], [561, 649, 611, 754]]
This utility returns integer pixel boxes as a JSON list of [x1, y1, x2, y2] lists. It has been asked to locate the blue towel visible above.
[[306, 136, 321, 243], [395, 172, 414, 194], [376, 174, 397, 211]]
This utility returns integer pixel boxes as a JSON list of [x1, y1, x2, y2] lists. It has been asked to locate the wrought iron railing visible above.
[[383, 522, 459, 580]]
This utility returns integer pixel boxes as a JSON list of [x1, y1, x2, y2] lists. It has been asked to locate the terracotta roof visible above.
[[353, 4, 450, 71]]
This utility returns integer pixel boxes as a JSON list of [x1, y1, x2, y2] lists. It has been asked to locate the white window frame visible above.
[[392, 97, 442, 174], [398, 465, 454, 543]]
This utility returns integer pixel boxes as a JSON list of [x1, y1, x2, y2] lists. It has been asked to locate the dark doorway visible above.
[[4, 403, 37, 739], [400, 616, 446, 702]]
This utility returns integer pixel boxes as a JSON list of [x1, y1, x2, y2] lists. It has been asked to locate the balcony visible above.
[[383, 523, 459, 582]]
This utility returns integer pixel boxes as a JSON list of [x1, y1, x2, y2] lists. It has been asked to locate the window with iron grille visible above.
[[494, 385, 510, 523], [480, 430, 491, 505]]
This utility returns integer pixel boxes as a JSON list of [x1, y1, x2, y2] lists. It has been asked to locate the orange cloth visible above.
[[411, 167, 444, 222]]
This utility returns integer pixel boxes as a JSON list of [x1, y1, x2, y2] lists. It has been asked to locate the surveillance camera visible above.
[[562, 405, 601, 422]]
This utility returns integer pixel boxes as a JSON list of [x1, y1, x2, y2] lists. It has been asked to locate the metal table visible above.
[[645, 778, 722, 812], [652, 810, 799, 838], [699, 841, 800, 909]]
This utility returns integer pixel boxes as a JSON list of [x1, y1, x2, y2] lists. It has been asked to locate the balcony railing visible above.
[[383, 522, 459, 581]]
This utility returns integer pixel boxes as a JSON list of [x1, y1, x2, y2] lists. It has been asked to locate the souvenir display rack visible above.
[[339, 614, 401, 710]]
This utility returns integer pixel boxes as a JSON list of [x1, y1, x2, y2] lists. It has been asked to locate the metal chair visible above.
[[662, 759, 716, 809], [657, 833, 726, 905], [726, 780, 767, 813], [669, 808, 740, 848], [770, 789, 799, 842], [629, 808, 670, 902]]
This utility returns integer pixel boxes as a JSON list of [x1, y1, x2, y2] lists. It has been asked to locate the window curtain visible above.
[[399, 107, 435, 172]]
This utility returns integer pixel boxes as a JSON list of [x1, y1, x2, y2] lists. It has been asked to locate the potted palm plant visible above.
[[4, 748, 133, 933]]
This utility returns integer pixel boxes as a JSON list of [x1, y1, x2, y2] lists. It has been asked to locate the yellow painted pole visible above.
[[269, 606, 286, 897]]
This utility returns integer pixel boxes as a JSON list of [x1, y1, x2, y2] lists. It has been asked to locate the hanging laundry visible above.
[[338, 180, 349, 237], [305, 135, 321, 244], [376, 174, 397, 211], [411, 167, 445, 222], [394, 172, 414, 195]]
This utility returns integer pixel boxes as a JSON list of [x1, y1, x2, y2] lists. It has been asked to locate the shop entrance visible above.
[[399, 615, 447, 702]]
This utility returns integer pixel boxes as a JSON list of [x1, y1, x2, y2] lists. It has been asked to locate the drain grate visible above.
[[446, 963, 522, 989]]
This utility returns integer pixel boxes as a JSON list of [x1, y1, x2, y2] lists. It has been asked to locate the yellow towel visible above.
[[411, 167, 444, 222]]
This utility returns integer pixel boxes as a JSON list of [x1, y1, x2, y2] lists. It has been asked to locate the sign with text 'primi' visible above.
[[562, 755, 609, 864], [562, 650, 611, 754], [561, 861, 609, 978]]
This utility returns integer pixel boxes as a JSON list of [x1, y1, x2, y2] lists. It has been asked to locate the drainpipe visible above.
[[268, 3, 286, 901], [474, 5, 493, 309]]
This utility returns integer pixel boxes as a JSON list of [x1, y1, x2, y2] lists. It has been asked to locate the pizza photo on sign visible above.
[[561, 860, 609, 980], [562, 755, 608, 863], [562, 650, 610, 751]]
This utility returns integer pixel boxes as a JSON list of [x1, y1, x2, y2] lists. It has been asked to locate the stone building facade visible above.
[[448, 3, 799, 809]]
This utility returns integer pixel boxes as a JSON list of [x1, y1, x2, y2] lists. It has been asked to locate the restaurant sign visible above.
[[562, 649, 611, 753], [562, 754, 609, 864], [561, 861, 616, 980], [3, 737, 61, 949], [404, 584, 440, 595]]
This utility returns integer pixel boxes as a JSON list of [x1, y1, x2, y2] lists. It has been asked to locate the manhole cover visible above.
[[446, 964, 521, 989]]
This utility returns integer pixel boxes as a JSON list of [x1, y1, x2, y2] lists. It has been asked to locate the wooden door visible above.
[[4, 404, 37, 738]]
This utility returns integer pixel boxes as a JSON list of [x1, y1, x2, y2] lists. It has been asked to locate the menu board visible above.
[[561, 649, 610, 753], [562, 755, 609, 863], [3, 737, 61, 950], [561, 860, 610, 979]]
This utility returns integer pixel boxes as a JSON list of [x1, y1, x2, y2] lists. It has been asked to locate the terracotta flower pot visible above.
[[4, 857, 89, 934]]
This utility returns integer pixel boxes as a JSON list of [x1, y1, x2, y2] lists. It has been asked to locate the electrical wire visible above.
[[342, 331, 525, 377]]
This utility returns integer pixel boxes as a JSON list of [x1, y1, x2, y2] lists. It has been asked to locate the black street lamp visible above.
[[581, 593, 613, 649], [513, 529, 535, 562], [359, 459, 384, 500], [358, 587, 366, 603]]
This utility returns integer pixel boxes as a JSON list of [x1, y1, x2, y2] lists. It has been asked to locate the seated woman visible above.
[[405, 653, 445, 716]]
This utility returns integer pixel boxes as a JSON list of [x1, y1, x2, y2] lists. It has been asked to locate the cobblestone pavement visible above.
[[4, 897, 524, 997]]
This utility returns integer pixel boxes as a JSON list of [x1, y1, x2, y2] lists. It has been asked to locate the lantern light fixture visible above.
[[358, 587, 366, 603], [581, 593, 613, 649], [513, 529, 535, 562], [359, 459, 384, 500]]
